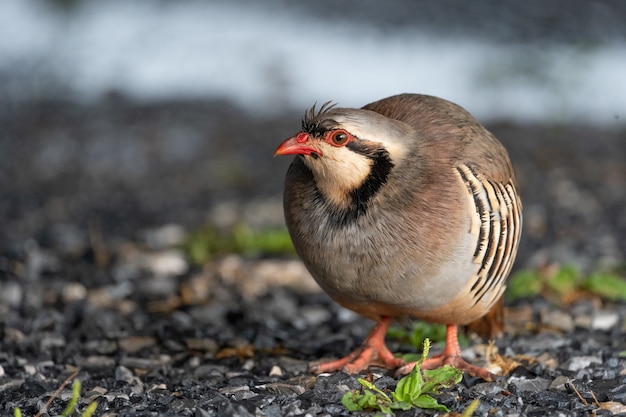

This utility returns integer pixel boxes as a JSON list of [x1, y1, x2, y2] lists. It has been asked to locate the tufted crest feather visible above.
[[302, 101, 337, 134]]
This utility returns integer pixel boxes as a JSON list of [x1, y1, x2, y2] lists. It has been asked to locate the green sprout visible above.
[[342, 339, 462, 415], [14, 378, 97, 417], [60, 379, 82, 416], [461, 399, 480, 417]]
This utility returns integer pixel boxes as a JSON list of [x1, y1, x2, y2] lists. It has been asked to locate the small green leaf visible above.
[[582, 271, 626, 302], [389, 401, 413, 411], [547, 265, 579, 295], [357, 390, 380, 410], [506, 269, 543, 301], [341, 392, 361, 411], [414, 394, 449, 411], [393, 365, 424, 403], [422, 365, 463, 394], [357, 378, 391, 402]]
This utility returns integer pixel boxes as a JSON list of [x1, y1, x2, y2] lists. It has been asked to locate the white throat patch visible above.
[[303, 145, 373, 209]]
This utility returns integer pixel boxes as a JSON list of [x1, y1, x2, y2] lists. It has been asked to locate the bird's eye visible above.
[[330, 130, 350, 146]]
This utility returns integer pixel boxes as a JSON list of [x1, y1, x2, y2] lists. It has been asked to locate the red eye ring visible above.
[[329, 130, 350, 146]]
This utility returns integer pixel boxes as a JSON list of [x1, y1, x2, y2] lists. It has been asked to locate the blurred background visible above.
[[2, 0, 626, 123], [1, 0, 625, 272]]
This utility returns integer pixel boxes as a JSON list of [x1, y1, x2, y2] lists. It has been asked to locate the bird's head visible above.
[[275, 102, 412, 212]]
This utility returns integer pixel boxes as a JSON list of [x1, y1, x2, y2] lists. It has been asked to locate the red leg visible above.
[[396, 324, 497, 381], [309, 316, 406, 374]]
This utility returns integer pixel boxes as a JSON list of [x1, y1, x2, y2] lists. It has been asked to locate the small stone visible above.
[[196, 407, 213, 417], [139, 275, 179, 298], [115, 366, 135, 384], [61, 282, 87, 302], [169, 398, 197, 414], [541, 309, 574, 332], [298, 305, 332, 327], [115, 249, 188, 282], [314, 372, 359, 391], [144, 250, 189, 276], [40, 334, 66, 350], [84, 340, 118, 354], [535, 352, 558, 370], [255, 403, 282, 417], [548, 375, 571, 391], [263, 382, 306, 396], [562, 356, 602, 372], [219, 385, 258, 400], [36, 360, 55, 372], [217, 403, 254, 417], [0, 281, 23, 307], [285, 375, 317, 391], [242, 359, 255, 371], [81, 355, 117, 369], [277, 357, 308, 375], [84, 386, 108, 400], [194, 364, 228, 378], [119, 355, 170, 369], [508, 376, 551, 392], [609, 383, 626, 401], [591, 311, 620, 331], [268, 365, 283, 377], [471, 382, 505, 396], [282, 400, 304, 415], [118, 336, 158, 353], [142, 224, 187, 249], [146, 384, 167, 394], [185, 338, 219, 354], [103, 391, 130, 402], [24, 240, 60, 280], [219, 385, 250, 396], [20, 380, 50, 397], [574, 314, 593, 329], [4, 328, 25, 343]]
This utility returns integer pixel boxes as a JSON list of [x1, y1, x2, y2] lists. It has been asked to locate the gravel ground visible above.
[[1, 98, 625, 416]]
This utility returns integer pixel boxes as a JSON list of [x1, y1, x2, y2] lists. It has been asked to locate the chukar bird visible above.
[[274, 93, 522, 381]]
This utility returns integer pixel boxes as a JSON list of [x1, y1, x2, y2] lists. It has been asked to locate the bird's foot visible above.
[[395, 324, 497, 381], [309, 316, 405, 374], [309, 342, 405, 374], [396, 353, 497, 382]]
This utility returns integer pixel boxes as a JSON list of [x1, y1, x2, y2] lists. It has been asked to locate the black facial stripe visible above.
[[333, 142, 394, 226]]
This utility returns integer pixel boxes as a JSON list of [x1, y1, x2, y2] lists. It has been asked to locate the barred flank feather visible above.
[[456, 164, 522, 309]]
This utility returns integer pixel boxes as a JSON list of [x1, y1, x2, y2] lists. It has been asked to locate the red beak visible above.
[[274, 132, 321, 157]]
